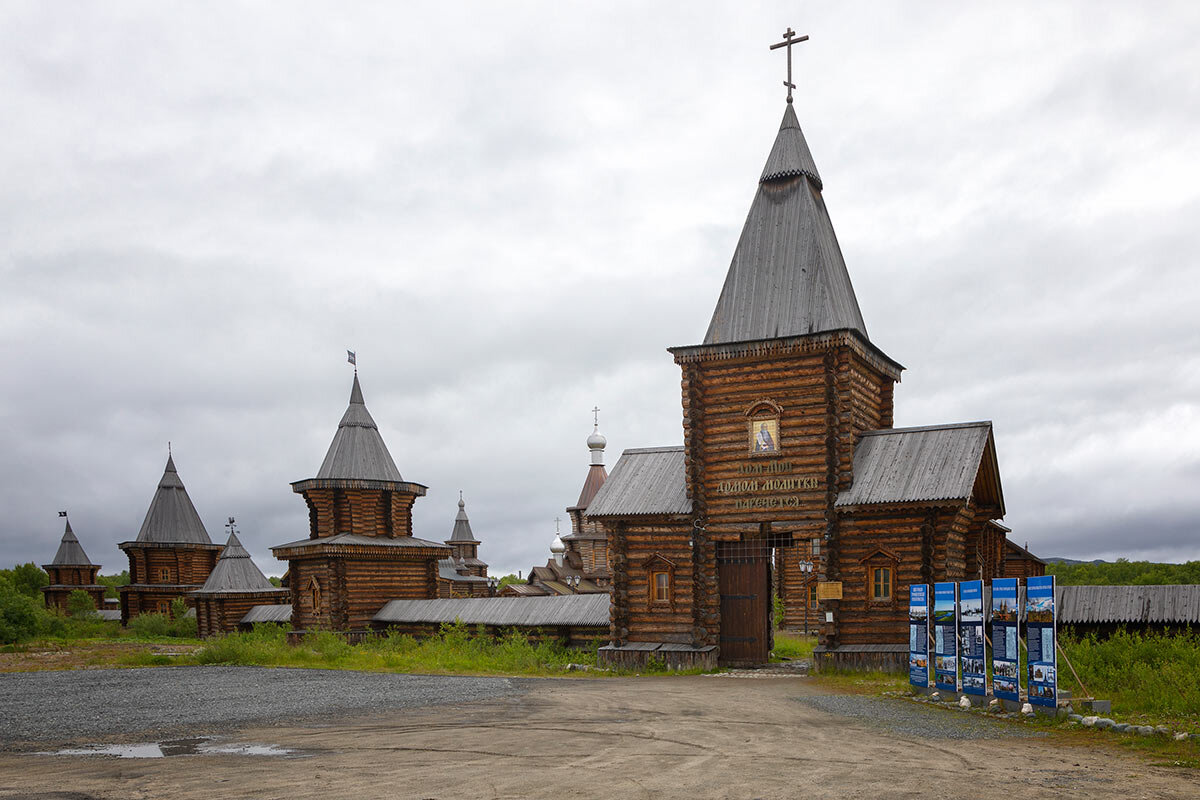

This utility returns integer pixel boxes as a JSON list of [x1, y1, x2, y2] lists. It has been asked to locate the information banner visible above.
[[958, 580, 986, 696], [933, 582, 958, 691], [1026, 575, 1057, 707], [990, 578, 1020, 702], [908, 584, 930, 688]]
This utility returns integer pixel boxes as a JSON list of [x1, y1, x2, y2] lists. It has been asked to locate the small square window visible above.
[[160, 568, 170, 582], [651, 571, 670, 603], [872, 567, 892, 601], [158, 601, 170, 615]]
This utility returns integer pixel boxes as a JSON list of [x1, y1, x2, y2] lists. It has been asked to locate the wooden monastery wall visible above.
[[287, 559, 333, 631], [288, 556, 437, 631], [776, 539, 822, 631], [609, 520, 695, 646], [196, 593, 288, 638], [833, 504, 967, 645]]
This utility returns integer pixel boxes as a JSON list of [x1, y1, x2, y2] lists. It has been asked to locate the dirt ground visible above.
[[1, 675, 1196, 800]]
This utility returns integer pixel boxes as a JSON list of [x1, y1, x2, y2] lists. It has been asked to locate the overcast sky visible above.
[[2, 2, 1198, 578]]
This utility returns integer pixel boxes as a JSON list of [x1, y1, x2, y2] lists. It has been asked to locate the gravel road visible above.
[[0, 666, 524, 745], [791, 693, 1045, 740]]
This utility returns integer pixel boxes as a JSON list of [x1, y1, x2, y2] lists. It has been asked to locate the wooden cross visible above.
[[769, 27, 809, 104]]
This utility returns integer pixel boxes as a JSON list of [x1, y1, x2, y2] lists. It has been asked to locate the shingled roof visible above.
[[835, 422, 1004, 513], [133, 455, 213, 545], [585, 447, 692, 518], [313, 374, 404, 482], [195, 532, 283, 594], [48, 518, 96, 566], [703, 103, 867, 345]]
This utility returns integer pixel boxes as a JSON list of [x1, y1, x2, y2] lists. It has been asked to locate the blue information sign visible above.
[[990, 578, 1020, 702], [933, 581, 958, 691], [958, 580, 986, 696], [909, 584, 930, 688], [1026, 575, 1057, 708]]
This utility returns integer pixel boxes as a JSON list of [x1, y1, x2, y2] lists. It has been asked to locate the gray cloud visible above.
[[2, 3, 1199, 579]]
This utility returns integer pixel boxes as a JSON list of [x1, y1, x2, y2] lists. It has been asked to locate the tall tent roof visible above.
[[48, 518, 96, 566], [314, 374, 404, 482], [703, 103, 867, 345], [448, 495, 480, 544], [134, 455, 213, 545], [196, 532, 281, 594]]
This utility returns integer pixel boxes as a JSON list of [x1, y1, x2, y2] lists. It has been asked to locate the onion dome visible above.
[[550, 534, 566, 554]]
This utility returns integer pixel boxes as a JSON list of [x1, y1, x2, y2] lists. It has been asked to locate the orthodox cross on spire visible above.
[[591, 406, 600, 429], [769, 27, 809, 104], [555, 517, 561, 534]]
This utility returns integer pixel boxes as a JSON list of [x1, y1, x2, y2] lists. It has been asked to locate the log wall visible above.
[[606, 519, 696, 646], [287, 555, 440, 631], [194, 591, 289, 638]]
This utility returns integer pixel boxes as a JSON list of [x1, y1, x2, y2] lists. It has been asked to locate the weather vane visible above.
[[347, 349, 357, 375], [770, 27, 809, 104]]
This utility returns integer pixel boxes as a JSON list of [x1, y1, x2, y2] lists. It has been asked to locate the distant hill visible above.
[[1043, 557, 1109, 566]]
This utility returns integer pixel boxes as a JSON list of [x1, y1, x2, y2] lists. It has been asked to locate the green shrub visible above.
[[0, 581, 46, 643], [1061, 630, 1200, 719], [127, 604, 197, 639], [66, 590, 96, 618], [0, 564, 48, 598]]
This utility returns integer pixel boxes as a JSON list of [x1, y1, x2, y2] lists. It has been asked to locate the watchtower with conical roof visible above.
[[191, 530, 288, 637], [42, 516, 106, 612], [272, 374, 450, 632], [118, 454, 223, 623]]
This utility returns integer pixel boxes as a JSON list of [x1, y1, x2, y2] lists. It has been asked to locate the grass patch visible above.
[[1059, 630, 1200, 731], [772, 631, 816, 661], [187, 622, 640, 677], [809, 669, 909, 695]]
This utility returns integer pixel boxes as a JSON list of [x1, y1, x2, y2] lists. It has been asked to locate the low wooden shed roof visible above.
[[240, 603, 293, 625], [373, 593, 610, 628]]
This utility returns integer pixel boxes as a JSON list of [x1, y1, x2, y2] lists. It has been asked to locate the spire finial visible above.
[[769, 27, 809, 104], [225, 516, 238, 537], [592, 406, 600, 430], [347, 349, 357, 375], [168, 440, 172, 457], [555, 517, 561, 534], [458, 489, 465, 508]]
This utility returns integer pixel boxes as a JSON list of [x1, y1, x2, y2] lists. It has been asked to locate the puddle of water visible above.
[[41, 736, 302, 759]]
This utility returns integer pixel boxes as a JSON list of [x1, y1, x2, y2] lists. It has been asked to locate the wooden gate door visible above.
[[718, 540, 770, 666]]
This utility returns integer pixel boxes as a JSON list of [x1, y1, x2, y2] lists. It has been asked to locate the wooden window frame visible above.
[[858, 548, 901, 608], [808, 582, 818, 609], [651, 571, 671, 604], [871, 566, 893, 603], [641, 553, 676, 611], [159, 568, 171, 583]]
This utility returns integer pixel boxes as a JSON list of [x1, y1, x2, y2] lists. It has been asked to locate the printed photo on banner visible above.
[[993, 677, 1017, 695], [962, 675, 986, 692], [993, 660, 1018, 679]]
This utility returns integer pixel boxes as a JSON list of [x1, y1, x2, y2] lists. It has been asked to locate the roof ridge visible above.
[[859, 421, 993, 437], [621, 446, 684, 454]]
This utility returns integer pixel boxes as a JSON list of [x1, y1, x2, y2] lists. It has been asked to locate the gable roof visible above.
[[48, 518, 96, 566], [134, 454, 213, 545], [313, 374, 404, 482], [835, 422, 1004, 513], [585, 447, 692, 518], [703, 103, 867, 346], [195, 532, 284, 594]]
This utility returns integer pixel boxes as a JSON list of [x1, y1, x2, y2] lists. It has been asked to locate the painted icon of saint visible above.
[[753, 420, 776, 452]]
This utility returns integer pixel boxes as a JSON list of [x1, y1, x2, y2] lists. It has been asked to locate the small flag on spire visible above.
[[347, 350, 357, 366], [58, 511, 67, 517]]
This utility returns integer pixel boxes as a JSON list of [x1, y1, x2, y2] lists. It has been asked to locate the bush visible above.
[[1061, 629, 1200, 718], [127, 601, 197, 639], [0, 563, 48, 598], [66, 590, 96, 618], [0, 581, 46, 644]]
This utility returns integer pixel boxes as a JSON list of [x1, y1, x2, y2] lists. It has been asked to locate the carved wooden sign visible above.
[[817, 581, 844, 600]]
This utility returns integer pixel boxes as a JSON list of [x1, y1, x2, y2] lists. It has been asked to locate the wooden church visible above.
[[271, 373, 452, 632], [590, 37, 1036, 670], [118, 454, 222, 623]]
